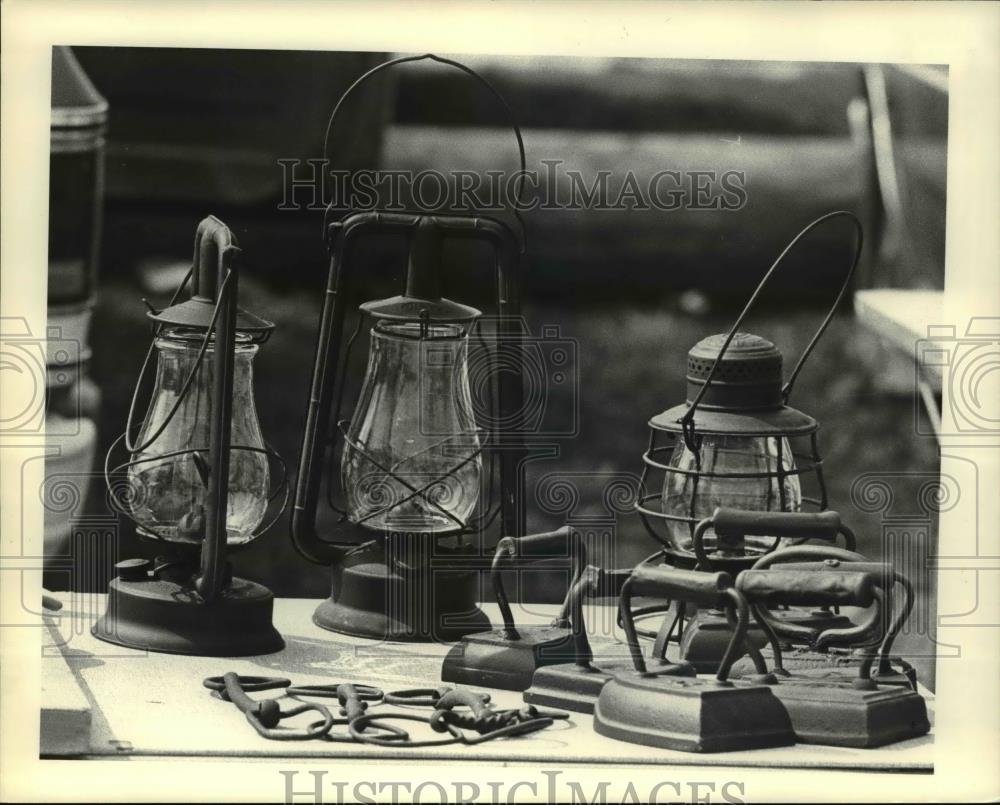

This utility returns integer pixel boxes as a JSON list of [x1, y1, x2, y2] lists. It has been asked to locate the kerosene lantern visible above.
[[634, 211, 864, 670], [95, 216, 286, 656], [291, 55, 529, 642]]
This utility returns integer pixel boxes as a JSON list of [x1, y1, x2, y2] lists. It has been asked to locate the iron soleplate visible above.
[[767, 680, 930, 747], [524, 658, 696, 714], [441, 626, 579, 691], [594, 672, 795, 753]]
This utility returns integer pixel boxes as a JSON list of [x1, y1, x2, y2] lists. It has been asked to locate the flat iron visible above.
[[523, 566, 692, 714], [729, 544, 919, 689], [665, 509, 859, 673], [441, 526, 588, 691], [736, 563, 930, 747], [594, 564, 795, 753]]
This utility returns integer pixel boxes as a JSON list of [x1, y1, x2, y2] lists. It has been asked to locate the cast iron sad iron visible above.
[[594, 563, 795, 753], [736, 563, 930, 747], [654, 508, 860, 673], [441, 526, 590, 691], [523, 565, 692, 714], [728, 544, 919, 689]]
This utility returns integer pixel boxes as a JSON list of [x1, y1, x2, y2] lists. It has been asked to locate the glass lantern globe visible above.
[[341, 319, 482, 533], [660, 432, 802, 553], [127, 326, 270, 546]]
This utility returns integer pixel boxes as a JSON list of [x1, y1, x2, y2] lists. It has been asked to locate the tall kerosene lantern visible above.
[[95, 216, 287, 656], [292, 55, 529, 642], [634, 211, 864, 670]]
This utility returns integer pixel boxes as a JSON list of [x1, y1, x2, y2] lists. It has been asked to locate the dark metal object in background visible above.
[[50, 47, 106, 315], [44, 47, 108, 567]]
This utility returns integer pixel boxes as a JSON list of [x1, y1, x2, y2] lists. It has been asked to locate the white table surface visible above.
[[40, 594, 933, 770]]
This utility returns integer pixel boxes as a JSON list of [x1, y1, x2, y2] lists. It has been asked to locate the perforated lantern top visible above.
[[650, 332, 819, 437]]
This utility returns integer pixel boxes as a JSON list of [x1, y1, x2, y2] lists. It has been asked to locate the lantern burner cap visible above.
[[360, 215, 483, 324], [359, 295, 481, 324], [686, 331, 784, 411]]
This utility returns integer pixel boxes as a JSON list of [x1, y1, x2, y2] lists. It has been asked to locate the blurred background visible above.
[[44, 48, 946, 682]]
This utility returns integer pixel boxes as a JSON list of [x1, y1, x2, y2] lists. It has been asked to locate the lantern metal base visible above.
[[92, 574, 284, 657], [593, 672, 795, 753], [678, 607, 855, 673], [314, 558, 490, 642], [441, 626, 584, 691], [767, 679, 930, 747], [523, 658, 695, 714]]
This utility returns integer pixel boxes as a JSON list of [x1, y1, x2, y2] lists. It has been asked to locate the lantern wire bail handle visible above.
[[319, 53, 529, 253], [679, 210, 864, 453]]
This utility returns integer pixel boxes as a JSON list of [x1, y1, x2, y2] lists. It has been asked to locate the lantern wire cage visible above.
[[104, 264, 289, 547], [635, 429, 828, 558], [635, 210, 864, 567]]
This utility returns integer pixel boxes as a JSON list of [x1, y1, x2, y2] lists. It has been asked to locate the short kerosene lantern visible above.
[[291, 55, 528, 642], [635, 211, 864, 670], [94, 216, 286, 656]]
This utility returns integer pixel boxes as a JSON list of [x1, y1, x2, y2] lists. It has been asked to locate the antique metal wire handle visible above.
[[680, 210, 864, 452], [320, 53, 529, 252]]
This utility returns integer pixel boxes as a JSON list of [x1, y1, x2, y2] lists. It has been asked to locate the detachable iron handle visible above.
[[737, 560, 888, 683], [765, 557, 914, 677], [491, 526, 584, 640], [630, 564, 734, 610], [498, 526, 582, 559], [711, 508, 849, 543], [618, 565, 763, 681], [693, 507, 856, 571], [737, 569, 877, 608]]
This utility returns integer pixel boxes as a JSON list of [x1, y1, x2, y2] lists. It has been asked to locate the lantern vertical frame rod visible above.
[[196, 247, 238, 603]]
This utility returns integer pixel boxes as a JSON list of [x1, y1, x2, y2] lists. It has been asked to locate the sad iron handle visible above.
[[774, 559, 914, 667], [630, 564, 734, 609], [620, 565, 742, 677], [737, 569, 887, 678], [736, 569, 878, 609], [711, 507, 852, 547], [491, 526, 583, 640]]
